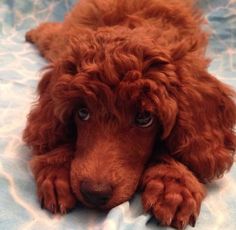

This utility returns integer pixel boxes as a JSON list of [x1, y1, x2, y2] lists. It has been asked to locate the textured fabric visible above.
[[0, 0, 235, 229]]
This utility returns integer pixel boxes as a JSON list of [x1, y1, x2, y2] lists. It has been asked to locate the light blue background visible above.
[[0, 0, 235, 229]]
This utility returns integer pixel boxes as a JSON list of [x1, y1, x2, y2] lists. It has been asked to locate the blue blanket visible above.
[[0, 0, 235, 229]]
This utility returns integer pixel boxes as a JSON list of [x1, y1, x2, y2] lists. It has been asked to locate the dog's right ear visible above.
[[24, 62, 77, 153]]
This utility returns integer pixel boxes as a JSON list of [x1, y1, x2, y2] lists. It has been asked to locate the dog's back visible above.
[[65, 0, 208, 54], [26, 0, 208, 61]]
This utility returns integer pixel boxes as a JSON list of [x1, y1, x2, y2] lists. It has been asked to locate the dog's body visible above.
[[24, 0, 236, 229]]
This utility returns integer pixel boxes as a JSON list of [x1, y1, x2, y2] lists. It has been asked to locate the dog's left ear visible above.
[[161, 46, 236, 181], [147, 41, 236, 181]]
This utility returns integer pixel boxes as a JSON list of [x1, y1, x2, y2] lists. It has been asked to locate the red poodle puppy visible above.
[[23, 0, 236, 229]]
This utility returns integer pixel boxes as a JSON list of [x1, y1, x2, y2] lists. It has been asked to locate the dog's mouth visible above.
[[78, 198, 114, 210], [77, 193, 131, 211]]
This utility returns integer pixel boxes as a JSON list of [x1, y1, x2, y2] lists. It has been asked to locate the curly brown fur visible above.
[[23, 0, 236, 228]]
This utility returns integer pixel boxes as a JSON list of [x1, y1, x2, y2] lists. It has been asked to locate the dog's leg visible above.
[[141, 156, 205, 229], [25, 22, 64, 61], [30, 145, 77, 214]]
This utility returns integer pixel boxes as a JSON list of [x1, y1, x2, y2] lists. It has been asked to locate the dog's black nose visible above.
[[80, 180, 113, 206]]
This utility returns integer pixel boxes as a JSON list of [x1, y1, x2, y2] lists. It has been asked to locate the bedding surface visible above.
[[0, 0, 236, 229]]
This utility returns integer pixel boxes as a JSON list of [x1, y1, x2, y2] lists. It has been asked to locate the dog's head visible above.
[[50, 29, 178, 209], [33, 28, 235, 209]]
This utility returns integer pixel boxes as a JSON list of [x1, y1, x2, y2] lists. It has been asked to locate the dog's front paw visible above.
[[142, 175, 205, 229], [35, 167, 77, 214]]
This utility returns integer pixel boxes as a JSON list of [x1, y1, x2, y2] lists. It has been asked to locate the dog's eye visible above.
[[135, 111, 153, 128], [77, 107, 90, 121]]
